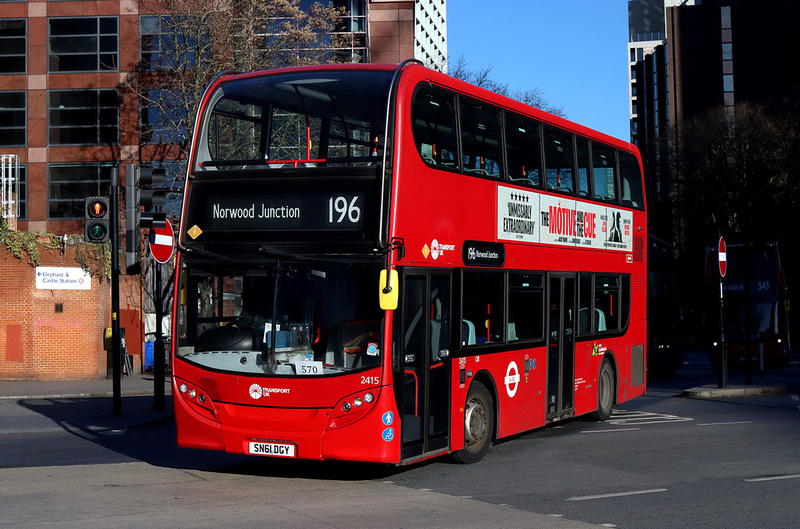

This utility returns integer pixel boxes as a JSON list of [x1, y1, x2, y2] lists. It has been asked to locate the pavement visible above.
[[0, 373, 174, 431], [682, 373, 790, 398], [0, 373, 168, 402]]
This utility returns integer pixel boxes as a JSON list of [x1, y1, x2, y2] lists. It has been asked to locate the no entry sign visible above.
[[718, 237, 727, 278], [149, 220, 174, 264]]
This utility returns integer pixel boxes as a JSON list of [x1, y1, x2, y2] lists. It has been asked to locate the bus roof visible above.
[[206, 62, 637, 154]]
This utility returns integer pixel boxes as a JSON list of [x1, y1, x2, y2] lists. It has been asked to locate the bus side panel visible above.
[[449, 361, 468, 453], [572, 341, 599, 417], [451, 350, 548, 443], [493, 348, 548, 439]]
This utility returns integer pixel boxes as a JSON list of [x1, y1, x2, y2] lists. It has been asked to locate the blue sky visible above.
[[447, 0, 631, 141]]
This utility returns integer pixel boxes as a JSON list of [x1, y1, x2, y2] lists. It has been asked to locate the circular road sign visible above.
[[718, 237, 727, 278], [149, 220, 174, 264]]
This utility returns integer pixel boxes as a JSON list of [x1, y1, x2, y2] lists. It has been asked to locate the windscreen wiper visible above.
[[184, 246, 242, 264]]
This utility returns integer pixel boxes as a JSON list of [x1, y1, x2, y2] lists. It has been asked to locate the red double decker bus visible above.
[[707, 242, 791, 369], [172, 61, 647, 464]]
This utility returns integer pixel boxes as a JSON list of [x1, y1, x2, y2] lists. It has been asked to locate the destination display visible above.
[[463, 240, 506, 267], [182, 174, 379, 248], [497, 185, 633, 252], [200, 193, 364, 232]]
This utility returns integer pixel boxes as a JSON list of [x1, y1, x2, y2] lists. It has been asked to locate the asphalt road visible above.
[[1, 353, 799, 528]]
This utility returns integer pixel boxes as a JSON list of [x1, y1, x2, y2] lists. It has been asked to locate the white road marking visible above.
[[745, 474, 800, 483], [697, 421, 752, 427], [607, 410, 694, 426], [567, 488, 668, 501], [581, 428, 641, 434]]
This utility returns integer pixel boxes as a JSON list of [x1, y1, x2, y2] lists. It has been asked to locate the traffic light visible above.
[[125, 163, 168, 273], [126, 164, 167, 231], [84, 196, 110, 243], [139, 166, 167, 230]]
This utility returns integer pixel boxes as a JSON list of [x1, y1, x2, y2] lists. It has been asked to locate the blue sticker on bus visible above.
[[382, 428, 394, 442], [382, 411, 394, 426]]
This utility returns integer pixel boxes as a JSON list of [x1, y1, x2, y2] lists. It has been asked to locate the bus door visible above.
[[547, 274, 577, 419], [398, 272, 451, 460]]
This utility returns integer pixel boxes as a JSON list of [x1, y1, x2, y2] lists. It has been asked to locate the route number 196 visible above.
[[328, 196, 361, 224]]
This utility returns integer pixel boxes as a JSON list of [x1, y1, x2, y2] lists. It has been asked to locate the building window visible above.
[[721, 6, 732, 30], [48, 17, 118, 72], [48, 163, 114, 219], [140, 89, 188, 144], [0, 19, 26, 74], [329, 0, 368, 63], [0, 91, 26, 147], [721, 42, 733, 61], [48, 89, 119, 145], [723, 74, 735, 93], [16, 164, 26, 220], [8, 163, 27, 220], [139, 15, 199, 71]]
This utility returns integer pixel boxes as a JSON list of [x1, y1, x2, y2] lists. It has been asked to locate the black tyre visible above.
[[454, 382, 494, 464], [591, 360, 616, 421]]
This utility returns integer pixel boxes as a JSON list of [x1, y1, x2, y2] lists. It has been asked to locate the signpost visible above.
[[147, 220, 173, 411], [149, 221, 174, 264], [718, 236, 728, 388]]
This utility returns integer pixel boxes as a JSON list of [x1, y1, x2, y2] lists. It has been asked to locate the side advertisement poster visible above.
[[497, 185, 633, 252]]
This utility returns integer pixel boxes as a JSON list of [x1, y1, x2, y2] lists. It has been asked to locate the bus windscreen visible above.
[[193, 70, 393, 172], [177, 261, 384, 376]]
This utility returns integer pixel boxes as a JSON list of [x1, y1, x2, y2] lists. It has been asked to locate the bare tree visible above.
[[672, 103, 779, 248], [448, 55, 566, 117], [122, 0, 346, 164], [666, 101, 800, 332]]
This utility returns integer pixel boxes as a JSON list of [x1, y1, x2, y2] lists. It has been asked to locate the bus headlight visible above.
[[328, 388, 382, 430]]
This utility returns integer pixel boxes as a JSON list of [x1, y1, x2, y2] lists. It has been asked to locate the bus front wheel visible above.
[[591, 360, 616, 421], [454, 382, 494, 464]]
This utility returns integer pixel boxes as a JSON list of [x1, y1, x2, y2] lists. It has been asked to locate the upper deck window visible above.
[[544, 127, 575, 195], [619, 151, 644, 209], [412, 85, 458, 170], [460, 99, 503, 178], [505, 114, 542, 187], [194, 70, 393, 172], [592, 144, 617, 202]]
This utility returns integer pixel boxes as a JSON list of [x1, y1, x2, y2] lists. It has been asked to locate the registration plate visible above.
[[248, 441, 296, 458]]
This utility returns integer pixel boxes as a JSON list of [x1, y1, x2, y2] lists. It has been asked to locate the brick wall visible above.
[[0, 240, 143, 380]]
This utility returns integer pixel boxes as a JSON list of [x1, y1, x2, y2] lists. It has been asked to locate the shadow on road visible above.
[[16, 394, 407, 480]]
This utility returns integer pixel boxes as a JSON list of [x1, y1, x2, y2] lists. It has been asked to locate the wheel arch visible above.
[[599, 351, 619, 399], [469, 369, 499, 441]]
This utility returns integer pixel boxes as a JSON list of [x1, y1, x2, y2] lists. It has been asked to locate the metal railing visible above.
[[1, 154, 20, 220]]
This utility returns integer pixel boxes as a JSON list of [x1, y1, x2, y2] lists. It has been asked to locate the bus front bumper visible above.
[[173, 377, 401, 463]]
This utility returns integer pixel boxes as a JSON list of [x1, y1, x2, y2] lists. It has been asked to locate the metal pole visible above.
[[111, 167, 122, 416], [154, 258, 165, 411], [718, 277, 727, 388]]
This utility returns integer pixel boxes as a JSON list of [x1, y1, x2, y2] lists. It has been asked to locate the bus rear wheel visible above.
[[454, 382, 494, 464], [591, 360, 615, 421]]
